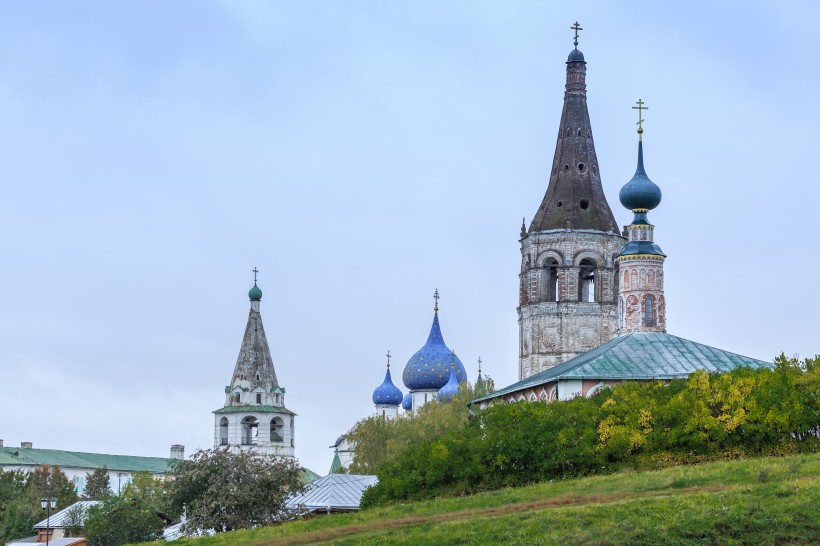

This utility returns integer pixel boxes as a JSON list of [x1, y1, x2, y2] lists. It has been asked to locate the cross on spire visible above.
[[632, 99, 648, 140], [433, 288, 440, 312], [571, 21, 583, 48], [386, 350, 391, 369], [252, 267, 259, 283], [478, 356, 482, 373]]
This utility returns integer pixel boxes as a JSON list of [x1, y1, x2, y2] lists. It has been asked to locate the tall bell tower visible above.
[[213, 270, 295, 458], [518, 23, 626, 380]]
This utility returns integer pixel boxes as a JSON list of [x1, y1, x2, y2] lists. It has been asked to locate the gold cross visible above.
[[632, 99, 648, 139], [433, 288, 440, 312], [386, 350, 391, 368], [571, 21, 582, 48], [252, 267, 258, 282]]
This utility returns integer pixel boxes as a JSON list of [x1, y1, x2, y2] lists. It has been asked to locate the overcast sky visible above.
[[1, 1, 818, 475]]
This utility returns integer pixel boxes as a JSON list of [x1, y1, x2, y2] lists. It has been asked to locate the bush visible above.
[[361, 355, 820, 506]]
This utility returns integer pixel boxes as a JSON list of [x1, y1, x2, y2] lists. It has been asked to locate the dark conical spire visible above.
[[528, 35, 620, 234]]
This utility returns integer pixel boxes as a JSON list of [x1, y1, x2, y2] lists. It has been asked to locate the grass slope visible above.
[[144, 453, 820, 545]]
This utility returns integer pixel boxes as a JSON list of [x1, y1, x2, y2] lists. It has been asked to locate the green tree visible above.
[[85, 497, 164, 546], [82, 467, 112, 500], [121, 471, 171, 516], [347, 379, 494, 474], [0, 465, 78, 542], [168, 448, 305, 534]]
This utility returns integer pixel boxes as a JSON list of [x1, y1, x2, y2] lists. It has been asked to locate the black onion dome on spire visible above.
[[619, 142, 662, 211], [567, 48, 585, 62]]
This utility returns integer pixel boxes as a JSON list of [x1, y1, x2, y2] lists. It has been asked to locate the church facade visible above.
[[213, 277, 296, 458], [476, 28, 772, 408]]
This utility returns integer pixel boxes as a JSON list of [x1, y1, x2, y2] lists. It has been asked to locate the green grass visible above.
[[140, 453, 820, 545]]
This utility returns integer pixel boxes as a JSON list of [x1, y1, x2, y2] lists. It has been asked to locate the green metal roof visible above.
[[329, 450, 342, 475], [0, 447, 177, 474], [213, 404, 296, 415], [300, 467, 322, 484], [473, 332, 773, 404]]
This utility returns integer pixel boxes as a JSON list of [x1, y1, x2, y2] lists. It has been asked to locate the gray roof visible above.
[[33, 500, 100, 529], [473, 332, 773, 404], [287, 474, 378, 512], [8, 537, 85, 546]]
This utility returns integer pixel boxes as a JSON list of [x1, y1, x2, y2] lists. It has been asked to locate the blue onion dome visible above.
[[402, 392, 412, 411], [619, 142, 662, 211], [403, 311, 468, 390], [248, 282, 263, 302], [437, 365, 460, 401], [567, 48, 585, 62], [372, 366, 403, 406]]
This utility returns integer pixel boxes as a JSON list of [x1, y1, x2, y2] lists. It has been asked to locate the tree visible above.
[[82, 467, 112, 500], [121, 471, 171, 516], [347, 379, 494, 474], [0, 465, 77, 542], [168, 448, 305, 534], [85, 497, 164, 546]]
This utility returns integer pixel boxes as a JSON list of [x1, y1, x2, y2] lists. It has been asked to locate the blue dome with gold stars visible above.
[[403, 311, 467, 390], [402, 392, 412, 411], [372, 367, 403, 406], [437, 365, 460, 401]]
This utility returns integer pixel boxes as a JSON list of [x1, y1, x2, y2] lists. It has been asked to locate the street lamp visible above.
[[40, 497, 57, 546]]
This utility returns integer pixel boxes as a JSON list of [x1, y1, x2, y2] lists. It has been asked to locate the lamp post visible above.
[[40, 497, 57, 546]]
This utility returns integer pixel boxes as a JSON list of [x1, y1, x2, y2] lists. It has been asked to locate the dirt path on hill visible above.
[[257, 483, 731, 545], [248, 475, 818, 546]]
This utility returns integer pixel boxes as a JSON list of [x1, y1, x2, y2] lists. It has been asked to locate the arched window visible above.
[[233, 392, 240, 403], [578, 259, 597, 302], [219, 417, 229, 446], [270, 417, 284, 443], [256, 393, 262, 404], [618, 297, 624, 328], [240, 416, 259, 446], [541, 258, 559, 302], [644, 296, 655, 326]]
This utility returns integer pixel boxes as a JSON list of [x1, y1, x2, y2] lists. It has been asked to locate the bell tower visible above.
[[518, 24, 626, 380], [616, 101, 667, 333], [213, 270, 296, 458]]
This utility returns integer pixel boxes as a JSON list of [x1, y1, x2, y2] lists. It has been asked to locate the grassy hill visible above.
[[143, 453, 820, 545]]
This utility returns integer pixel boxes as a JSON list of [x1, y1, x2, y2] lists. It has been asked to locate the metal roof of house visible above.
[[33, 501, 101, 529], [286, 474, 378, 513], [473, 332, 773, 404], [0, 447, 177, 474], [6, 537, 86, 546]]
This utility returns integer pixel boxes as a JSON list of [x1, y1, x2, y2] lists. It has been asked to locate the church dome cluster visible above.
[[369, 291, 473, 416]]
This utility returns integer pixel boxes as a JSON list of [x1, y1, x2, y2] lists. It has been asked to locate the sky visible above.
[[0, 1, 818, 476]]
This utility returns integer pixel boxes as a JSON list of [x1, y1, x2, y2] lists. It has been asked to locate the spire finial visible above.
[[252, 267, 259, 283], [386, 350, 391, 369], [433, 288, 440, 312], [477, 356, 482, 374], [520, 217, 527, 239], [571, 21, 582, 49], [632, 99, 648, 141]]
